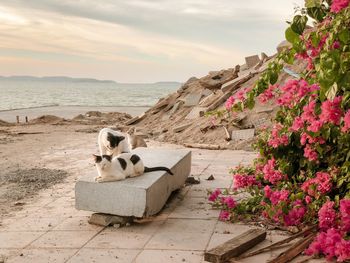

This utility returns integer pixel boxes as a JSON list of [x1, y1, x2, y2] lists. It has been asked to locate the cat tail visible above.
[[144, 166, 174, 175]]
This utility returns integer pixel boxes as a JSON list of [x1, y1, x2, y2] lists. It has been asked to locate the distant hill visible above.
[[0, 76, 116, 84], [0, 76, 182, 86]]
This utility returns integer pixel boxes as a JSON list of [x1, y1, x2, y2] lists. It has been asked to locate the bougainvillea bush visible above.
[[209, 0, 350, 261]]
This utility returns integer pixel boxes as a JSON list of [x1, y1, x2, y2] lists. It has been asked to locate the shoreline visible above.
[[0, 105, 149, 123]]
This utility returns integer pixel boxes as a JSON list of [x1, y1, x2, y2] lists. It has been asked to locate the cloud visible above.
[[0, 0, 304, 82]]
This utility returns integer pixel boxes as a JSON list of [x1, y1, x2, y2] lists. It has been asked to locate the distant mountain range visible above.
[[0, 76, 181, 85]]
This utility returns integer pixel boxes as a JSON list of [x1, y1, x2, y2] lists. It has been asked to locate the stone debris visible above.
[[128, 50, 307, 150], [231, 129, 255, 141]]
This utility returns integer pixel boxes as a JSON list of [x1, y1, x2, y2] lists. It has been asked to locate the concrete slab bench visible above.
[[75, 148, 191, 218]]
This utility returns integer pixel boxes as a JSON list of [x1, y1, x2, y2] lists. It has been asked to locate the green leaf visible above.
[[326, 83, 338, 100], [307, 7, 326, 22], [285, 27, 301, 46], [291, 15, 308, 35], [339, 29, 350, 44]]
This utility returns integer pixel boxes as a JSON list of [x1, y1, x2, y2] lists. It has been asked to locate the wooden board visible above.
[[204, 229, 267, 263]]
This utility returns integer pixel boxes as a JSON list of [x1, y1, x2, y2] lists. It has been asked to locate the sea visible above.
[[0, 79, 180, 111]]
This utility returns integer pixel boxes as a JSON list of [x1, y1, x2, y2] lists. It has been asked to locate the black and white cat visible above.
[[93, 153, 173, 182], [98, 128, 131, 156]]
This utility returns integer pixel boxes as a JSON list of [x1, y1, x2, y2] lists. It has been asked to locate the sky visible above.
[[0, 0, 304, 83]]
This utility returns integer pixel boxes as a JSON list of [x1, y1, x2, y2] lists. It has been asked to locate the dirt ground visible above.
[[0, 123, 102, 221]]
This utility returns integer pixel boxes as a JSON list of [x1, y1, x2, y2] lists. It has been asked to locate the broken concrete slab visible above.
[[221, 72, 257, 93], [255, 107, 274, 114], [173, 123, 192, 133], [199, 92, 222, 107], [125, 113, 146, 125], [251, 118, 271, 129], [201, 89, 213, 97], [185, 107, 207, 120], [184, 93, 202, 107], [245, 55, 260, 68], [88, 213, 133, 227], [170, 101, 184, 116], [277, 40, 292, 53], [75, 148, 191, 217], [231, 128, 255, 141]]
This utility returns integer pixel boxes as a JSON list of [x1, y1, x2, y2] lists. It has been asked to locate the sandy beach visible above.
[[0, 105, 149, 123]]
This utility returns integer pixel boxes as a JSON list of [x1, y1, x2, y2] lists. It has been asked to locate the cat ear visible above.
[[117, 136, 125, 142], [106, 132, 113, 141], [103, 154, 112, 162], [93, 154, 102, 163]]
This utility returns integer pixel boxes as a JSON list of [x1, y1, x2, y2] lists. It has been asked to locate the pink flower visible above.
[[307, 119, 323, 133], [341, 110, 350, 132], [319, 96, 343, 125], [259, 85, 276, 103], [318, 201, 337, 230], [222, 196, 236, 209], [219, 210, 231, 221], [301, 100, 317, 123], [225, 96, 235, 110], [284, 201, 306, 226], [340, 199, 350, 232], [262, 158, 285, 184], [269, 189, 289, 205], [233, 174, 259, 189], [301, 172, 332, 196], [332, 40, 341, 49], [335, 239, 350, 262], [268, 123, 289, 148], [304, 144, 318, 162], [330, 0, 350, 13], [264, 185, 272, 198], [290, 117, 304, 131], [208, 189, 221, 202], [305, 196, 312, 204]]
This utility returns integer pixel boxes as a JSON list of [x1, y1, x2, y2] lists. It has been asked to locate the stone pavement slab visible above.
[[67, 248, 140, 263], [7, 248, 77, 263]]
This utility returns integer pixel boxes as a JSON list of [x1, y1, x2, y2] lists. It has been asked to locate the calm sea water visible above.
[[0, 80, 180, 111]]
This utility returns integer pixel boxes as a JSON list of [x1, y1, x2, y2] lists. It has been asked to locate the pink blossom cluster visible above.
[[258, 85, 277, 103], [276, 80, 319, 109], [283, 200, 306, 226], [340, 199, 350, 232], [306, 228, 350, 262], [233, 174, 259, 189], [264, 186, 289, 205], [300, 133, 325, 145], [262, 158, 285, 184], [331, 0, 350, 13], [208, 188, 221, 202], [219, 210, 230, 221], [318, 201, 337, 230], [268, 123, 289, 148], [301, 171, 332, 196], [303, 144, 318, 162], [221, 196, 236, 209], [341, 110, 350, 132], [225, 87, 251, 110], [320, 96, 343, 125]]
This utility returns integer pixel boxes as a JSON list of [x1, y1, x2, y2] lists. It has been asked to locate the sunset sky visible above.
[[0, 0, 303, 83]]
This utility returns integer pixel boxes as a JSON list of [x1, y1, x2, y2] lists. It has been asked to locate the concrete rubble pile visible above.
[[124, 45, 306, 151]]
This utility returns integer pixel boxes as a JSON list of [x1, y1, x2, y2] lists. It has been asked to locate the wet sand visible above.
[[0, 105, 149, 123]]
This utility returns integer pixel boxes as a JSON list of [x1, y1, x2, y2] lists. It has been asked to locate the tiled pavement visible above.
[[0, 149, 315, 262]]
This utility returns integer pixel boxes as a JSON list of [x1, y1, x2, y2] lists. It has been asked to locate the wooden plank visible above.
[[204, 229, 267, 263], [268, 234, 315, 263], [183, 143, 221, 150]]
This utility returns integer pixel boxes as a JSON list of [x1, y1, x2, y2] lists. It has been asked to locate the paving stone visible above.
[[185, 107, 207, 120], [169, 197, 219, 219], [145, 219, 216, 250], [245, 55, 260, 68], [135, 250, 203, 263], [28, 231, 97, 249], [0, 232, 45, 249], [251, 118, 271, 129], [53, 216, 103, 231], [231, 129, 255, 141], [7, 248, 77, 263], [85, 221, 163, 249], [68, 248, 140, 263], [3, 216, 66, 232], [75, 148, 191, 217], [169, 101, 183, 116], [184, 93, 202, 107]]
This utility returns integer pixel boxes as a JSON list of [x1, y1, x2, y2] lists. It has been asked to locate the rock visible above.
[[199, 69, 238, 91], [245, 55, 260, 68], [88, 213, 133, 226], [125, 113, 146, 125], [183, 93, 202, 107], [185, 107, 207, 120], [261, 52, 269, 61], [206, 175, 215, 181], [173, 123, 192, 133], [170, 101, 184, 116], [185, 176, 200, 185], [75, 148, 191, 217], [231, 128, 255, 141]]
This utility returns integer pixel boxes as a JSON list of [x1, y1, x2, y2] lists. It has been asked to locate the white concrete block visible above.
[[75, 148, 191, 217]]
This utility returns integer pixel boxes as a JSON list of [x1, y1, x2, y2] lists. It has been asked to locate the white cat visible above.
[[98, 128, 131, 156], [93, 153, 173, 182]]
